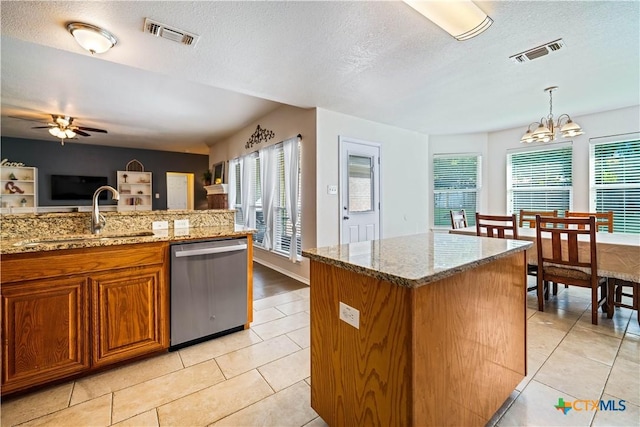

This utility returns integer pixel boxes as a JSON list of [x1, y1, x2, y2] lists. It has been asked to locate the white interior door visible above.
[[166, 173, 192, 210], [340, 137, 381, 244]]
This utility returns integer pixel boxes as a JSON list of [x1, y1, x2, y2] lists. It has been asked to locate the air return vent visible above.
[[509, 39, 565, 64], [143, 18, 199, 47]]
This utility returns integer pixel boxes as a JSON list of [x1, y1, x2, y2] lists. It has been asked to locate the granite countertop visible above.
[[302, 232, 532, 288], [1, 226, 254, 255]]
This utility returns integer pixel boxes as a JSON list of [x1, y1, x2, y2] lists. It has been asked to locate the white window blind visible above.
[[232, 161, 243, 225], [252, 156, 264, 247], [507, 145, 572, 216], [274, 141, 302, 257], [433, 154, 481, 227], [590, 138, 640, 233]]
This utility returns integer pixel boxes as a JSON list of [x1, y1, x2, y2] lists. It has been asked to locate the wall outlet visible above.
[[339, 302, 360, 329], [327, 185, 338, 195], [155, 193, 160, 199], [174, 219, 189, 229], [152, 220, 168, 230]]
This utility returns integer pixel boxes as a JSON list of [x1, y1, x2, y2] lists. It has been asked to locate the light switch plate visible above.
[[152, 220, 169, 230], [339, 302, 360, 329], [174, 219, 189, 229]]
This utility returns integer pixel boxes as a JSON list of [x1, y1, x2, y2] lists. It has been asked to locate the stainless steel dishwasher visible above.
[[170, 237, 248, 350]]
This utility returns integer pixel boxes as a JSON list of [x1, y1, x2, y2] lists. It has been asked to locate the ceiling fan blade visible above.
[[32, 126, 53, 129], [76, 126, 107, 133], [74, 129, 91, 137], [9, 115, 49, 123]]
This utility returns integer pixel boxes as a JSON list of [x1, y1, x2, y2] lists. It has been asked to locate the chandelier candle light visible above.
[[521, 86, 584, 144]]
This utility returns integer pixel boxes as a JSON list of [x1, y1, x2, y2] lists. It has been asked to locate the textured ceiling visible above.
[[1, 1, 639, 154]]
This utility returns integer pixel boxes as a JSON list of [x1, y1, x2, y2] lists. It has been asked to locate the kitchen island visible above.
[[303, 232, 532, 427]]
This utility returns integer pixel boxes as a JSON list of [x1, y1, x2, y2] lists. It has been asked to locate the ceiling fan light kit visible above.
[[67, 22, 117, 54], [403, 0, 493, 41], [520, 86, 584, 144]]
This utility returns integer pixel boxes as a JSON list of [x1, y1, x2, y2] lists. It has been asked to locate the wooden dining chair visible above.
[[535, 215, 608, 325], [607, 279, 639, 325], [475, 213, 518, 239], [519, 209, 558, 228], [564, 211, 614, 233], [450, 209, 468, 229]]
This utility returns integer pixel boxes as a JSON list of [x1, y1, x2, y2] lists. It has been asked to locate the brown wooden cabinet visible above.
[[1, 242, 169, 395]]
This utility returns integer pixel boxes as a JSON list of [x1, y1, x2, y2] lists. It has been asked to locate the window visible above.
[[507, 145, 572, 216], [231, 137, 302, 258], [590, 137, 640, 233], [433, 154, 481, 227]]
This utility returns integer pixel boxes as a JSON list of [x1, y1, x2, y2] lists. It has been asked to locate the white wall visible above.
[[428, 133, 489, 228], [209, 105, 317, 283], [487, 105, 640, 214], [316, 108, 429, 247]]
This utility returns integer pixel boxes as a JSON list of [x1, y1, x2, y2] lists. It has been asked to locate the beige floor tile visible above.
[[542, 292, 592, 315], [178, 329, 263, 367], [250, 312, 311, 341], [111, 359, 225, 423], [287, 325, 310, 349], [592, 394, 639, 426], [515, 349, 548, 392], [157, 370, 273, 426], [526, 319, 567, 356], [526, 307, 537, 319], [18, 394, 112, 427], [110, 409, 158, 427], [604, 357, 640, 406], [486, 390, 519, 427], [212, 380, 318, 426], [293, 287, 310, 299], [575, 307, 631, 338], [250, 307, 286, 326], [529, 308, 579, 332], [534, 348, 611, 398], [1, 383, 72, 427], [305, 376, 311, 386], [276, 298, 310, 315], [556, 326, 622, 366], [498, 380, 594, 427], [618, 333, 640, 363], [259, 347, 311, 391], [71, 352, 183, 405], [253, 292, 303, 311], [215, 334, 301, 378], [624, 312, 640, 336], [303, 417, 329, 427]]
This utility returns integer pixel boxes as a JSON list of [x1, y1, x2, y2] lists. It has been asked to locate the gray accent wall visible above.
[[1, 137, 209, 209]]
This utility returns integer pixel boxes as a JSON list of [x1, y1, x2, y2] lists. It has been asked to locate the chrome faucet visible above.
[[91, 185, 120, 234]]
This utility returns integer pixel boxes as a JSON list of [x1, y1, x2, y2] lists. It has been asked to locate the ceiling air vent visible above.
[[509, 39, 565, 64], [143, 18, 199, 47]]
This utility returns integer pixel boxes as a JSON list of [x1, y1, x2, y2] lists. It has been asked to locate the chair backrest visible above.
[[475, 213, 519, 239], [535, 215, 598, 287], [565, 211, 613, 233], [519, 209, 558, 228], [450, 209, 468, 229]]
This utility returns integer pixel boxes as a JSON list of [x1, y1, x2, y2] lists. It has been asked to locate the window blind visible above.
[[591, 139, 640, 233], [274, 141, 302, 257], [252, 155, 265, 246], [233, 161, 243, 225], [507, 146, 572, 215], [433, 154, 480, 227]]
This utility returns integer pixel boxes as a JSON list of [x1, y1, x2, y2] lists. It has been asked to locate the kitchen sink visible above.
[[12, 231, 156, 247]]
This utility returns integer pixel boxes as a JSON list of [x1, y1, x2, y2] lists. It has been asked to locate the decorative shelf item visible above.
[[1, 164, 38, 214], [117, 170, 152, 211]]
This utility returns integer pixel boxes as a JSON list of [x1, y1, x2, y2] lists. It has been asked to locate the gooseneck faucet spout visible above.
[[91, 185, 120, 234]]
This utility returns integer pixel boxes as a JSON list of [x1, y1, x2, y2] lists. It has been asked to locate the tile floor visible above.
[[1, 279, 639, 426]]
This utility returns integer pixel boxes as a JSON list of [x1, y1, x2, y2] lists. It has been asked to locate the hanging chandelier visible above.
[[520, 86, 584, 143]]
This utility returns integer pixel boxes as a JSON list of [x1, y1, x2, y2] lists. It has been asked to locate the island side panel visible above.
[[412, 251, 527, 426], [310, 261, 413, 427]]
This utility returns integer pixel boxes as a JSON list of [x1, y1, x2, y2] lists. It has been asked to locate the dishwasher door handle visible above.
[[174, 243, 248, 258]]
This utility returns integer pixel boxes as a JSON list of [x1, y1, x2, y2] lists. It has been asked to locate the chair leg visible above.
[[553, 282, 558, 296], [607, 278, 615, 318], [537, 276, 544, 312], [591, 285, 598, 325], [601, 280, 608, 313]]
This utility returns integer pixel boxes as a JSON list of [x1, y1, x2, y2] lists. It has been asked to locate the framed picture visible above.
[[212, 161, 225, 184]]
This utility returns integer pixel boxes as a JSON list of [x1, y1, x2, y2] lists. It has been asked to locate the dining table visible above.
[[449, 226, 640, 283]]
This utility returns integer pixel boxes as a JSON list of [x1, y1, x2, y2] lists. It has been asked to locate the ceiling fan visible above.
[[32, 115, 108, 145]]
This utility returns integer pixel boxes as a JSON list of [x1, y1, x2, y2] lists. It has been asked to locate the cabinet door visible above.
[[1, 277, 89, 393], [90, 265, 168, 367]]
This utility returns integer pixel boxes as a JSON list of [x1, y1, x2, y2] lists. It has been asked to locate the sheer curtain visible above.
[[283, 137, 300, 261], [260, 146, 277, 250], [241, 154, 254, 229], [227, 158, 238, 211]]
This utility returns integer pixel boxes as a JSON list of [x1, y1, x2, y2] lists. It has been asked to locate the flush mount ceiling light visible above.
[[67, 22, 117, 54], [521, 86, 584, 144], [403, 0, 493, 41]]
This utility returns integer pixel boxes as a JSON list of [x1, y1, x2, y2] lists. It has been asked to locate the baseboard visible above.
[[253, 258, 310, 286]]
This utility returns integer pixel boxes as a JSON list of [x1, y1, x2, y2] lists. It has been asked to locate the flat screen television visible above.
[[51, 175, 109, 200]]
